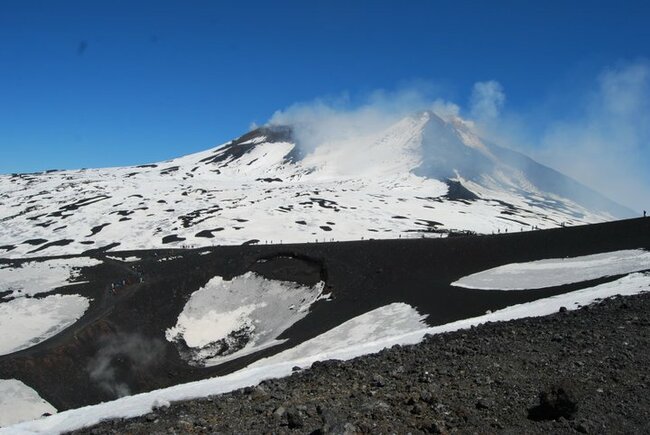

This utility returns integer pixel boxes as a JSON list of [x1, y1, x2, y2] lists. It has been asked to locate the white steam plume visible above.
[[265, 62, 650, 212], [87, 332, 165, 398], [268, 86, 458, 154]]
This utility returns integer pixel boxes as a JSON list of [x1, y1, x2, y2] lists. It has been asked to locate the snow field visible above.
[[0, 257, 97, 356], [452, 249, 650, 290]]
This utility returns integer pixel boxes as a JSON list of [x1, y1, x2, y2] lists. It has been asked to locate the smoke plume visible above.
[[87, 332, 164, 398]]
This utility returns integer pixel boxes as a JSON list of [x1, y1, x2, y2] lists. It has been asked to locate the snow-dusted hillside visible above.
[[0, 112, 630, 258]]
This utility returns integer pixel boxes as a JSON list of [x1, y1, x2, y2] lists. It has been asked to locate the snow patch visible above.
[[0, 258, 102, 298], [157, 256, 181, 262], [250, 302, 427, 368], [165, 272, 325, 366], [0, 379, 56, 428], [452, 249, 650, 290], [0, 294, 90, 356], [105, 256, 141, 262]]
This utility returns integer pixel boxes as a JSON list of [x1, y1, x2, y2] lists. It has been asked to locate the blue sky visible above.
[[1, 0, 650, 207]]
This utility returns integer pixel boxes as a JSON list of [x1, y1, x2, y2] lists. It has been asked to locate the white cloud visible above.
[[533, 60, 650, 212]]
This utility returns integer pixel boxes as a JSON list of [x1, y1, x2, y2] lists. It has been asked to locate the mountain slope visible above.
[[0, 112, 630, 258]]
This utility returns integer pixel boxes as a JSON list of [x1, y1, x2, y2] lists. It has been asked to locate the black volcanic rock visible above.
[[27, 239, 74, 253], [444, 179, 479, 201], [161, 234, 185, 244], [22, 238, 48, 245], [87, 223, 110, 237], [528, 382, 580, 421]]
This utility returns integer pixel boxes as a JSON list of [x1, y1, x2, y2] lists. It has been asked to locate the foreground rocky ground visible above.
[[70, 286, 650, 434]]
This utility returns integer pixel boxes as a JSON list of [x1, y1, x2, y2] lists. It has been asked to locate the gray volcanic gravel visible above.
[[70, 290, 650, 434]]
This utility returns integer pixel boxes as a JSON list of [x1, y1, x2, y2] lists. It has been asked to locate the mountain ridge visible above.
[[0, 112, 632, 259]]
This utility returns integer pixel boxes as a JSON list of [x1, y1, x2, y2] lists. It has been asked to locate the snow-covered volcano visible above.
[[0, 106, 648, 431], [0, 111, 631, 258]]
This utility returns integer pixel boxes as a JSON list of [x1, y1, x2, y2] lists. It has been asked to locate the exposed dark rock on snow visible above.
[[69, 291, 650, 434], [27, 239, 74, 253], [444, 179, 479, 201], [200, 126, 293, 166], [22, 238, 48, 246], [161, 235, 185, 244], [87, 224, 111, 237], [58, 195, 111, 212], [194, 228, 224, 238]]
